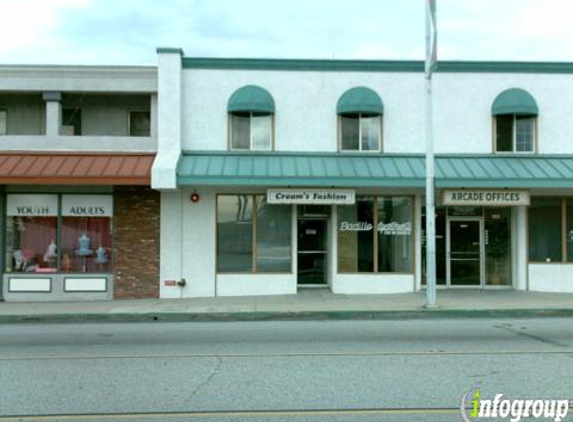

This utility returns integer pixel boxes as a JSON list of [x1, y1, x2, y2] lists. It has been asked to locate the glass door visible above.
[[447, 219, 483, 287], [297, 219, 327, 285]]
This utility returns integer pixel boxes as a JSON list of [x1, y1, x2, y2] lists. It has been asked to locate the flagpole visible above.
[[425, 0, 438, 308]]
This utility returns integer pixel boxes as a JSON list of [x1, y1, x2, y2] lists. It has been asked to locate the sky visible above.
[[1, 0, 573, 65]]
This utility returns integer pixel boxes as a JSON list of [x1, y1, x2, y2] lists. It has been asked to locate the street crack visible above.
[[188, 356, 223, 400]]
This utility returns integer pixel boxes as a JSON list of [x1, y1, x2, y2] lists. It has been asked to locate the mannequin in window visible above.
[[43, 239, 57, 262], [77, 234, 92, 256], [95, 245, 107, 264]]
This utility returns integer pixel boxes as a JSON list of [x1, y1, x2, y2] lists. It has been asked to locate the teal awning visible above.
[[492, 88, 538, 116], [228, 85, 275, 113], [178, 152, 573, 189], [337, 87, 383, 114]]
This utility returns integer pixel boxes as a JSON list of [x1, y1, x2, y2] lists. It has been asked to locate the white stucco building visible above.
[[2, 48, 573, 301], [153, 48, 573, 298]]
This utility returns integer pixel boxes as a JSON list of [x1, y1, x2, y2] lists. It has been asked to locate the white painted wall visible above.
[[152, 50, 182, 190], [332, 274, 415, 294], [181, 69, 573, 154], [528, 264, 573, 293], [217, 274, 296, 296], [160, 187, 217, 298]]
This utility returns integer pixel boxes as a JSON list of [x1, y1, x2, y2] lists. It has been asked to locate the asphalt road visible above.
[[1, 318, 572, 421]]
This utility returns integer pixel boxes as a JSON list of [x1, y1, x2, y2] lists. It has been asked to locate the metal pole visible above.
[[425, 0, 438, 308]]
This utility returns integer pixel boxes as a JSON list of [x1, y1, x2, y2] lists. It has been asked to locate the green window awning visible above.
[[178, 152, 573, 189], [228, 85, 275, 113], [491, 88, 538, 116], [337, 87, 383, 115]]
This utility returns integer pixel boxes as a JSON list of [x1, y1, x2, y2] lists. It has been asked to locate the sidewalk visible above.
[[1, 289, 573, 323]]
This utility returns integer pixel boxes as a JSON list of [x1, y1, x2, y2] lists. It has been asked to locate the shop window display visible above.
[[5, 194, 113, 274]]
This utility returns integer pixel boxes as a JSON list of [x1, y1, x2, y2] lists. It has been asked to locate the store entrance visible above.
[[424, 207, 512, 289], [297, 219, 328, 285], [447, 218, 484, 287]]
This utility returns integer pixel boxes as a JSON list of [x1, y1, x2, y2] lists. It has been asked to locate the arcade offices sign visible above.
[[442, 189, 530, 206], [267, 189, 355, 205]]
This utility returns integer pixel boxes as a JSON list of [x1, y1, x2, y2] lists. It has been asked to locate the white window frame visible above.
[[229, 112, 273, 151], [495, 114, 536, 154], [339, 113, 382, 152]]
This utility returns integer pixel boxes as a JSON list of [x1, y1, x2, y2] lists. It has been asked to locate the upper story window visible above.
[[337, 87, 383, 152], [62, 108, 82, 136], [492, 88, 538, 153], [0, 110, 6, 135], [228, 85, 275, 150], [129, 111, 151, 136]]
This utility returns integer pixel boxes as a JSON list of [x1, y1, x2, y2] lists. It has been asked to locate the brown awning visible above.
[[0, 153, 155, 185]]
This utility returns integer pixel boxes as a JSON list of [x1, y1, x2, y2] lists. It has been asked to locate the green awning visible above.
[[178, 152, 573, 189], [492, 88, 538, 116], [228, 85, 275, 113], [337, 87, 383, 114]]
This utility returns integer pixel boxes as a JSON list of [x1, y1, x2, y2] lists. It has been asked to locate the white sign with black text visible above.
[[441, 190, 530, 206], [62, 195, 113, 217], [7, 194, 58, 216], [267, 189, 355, 205]]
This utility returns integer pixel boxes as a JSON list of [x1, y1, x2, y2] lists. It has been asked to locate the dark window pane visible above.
[[129, 111, 151, 137], [337, 198, 374, 272], [0, 110, 6, 135], [340, 114, 359, 150], [421, 206, 446, 285], [529, 198, 562, 262], [485, 207, 511, 286], [567, 199, 573, 262], [496, 115, 513, 152], [256, 197, 291, 272], [230, 112, 250, 149], [217, 195, 253, 272], [62, 108, 81, 136], [377, 197, 413, 272]]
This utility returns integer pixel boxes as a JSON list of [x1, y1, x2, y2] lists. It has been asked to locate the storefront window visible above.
[[485, 207, 511, 285], [61, 218, 112, 272], [377, 197, 412, 272], [421, 206, 446, 285], [337, 196, 413, 273], [567, 199, 573, 262], [529, 198, 562, 262], [5, 194, 113, 273], [217, 195, 291, 273], [217, 195, 253, 272], [256, 198, 291, 272], [338, 198, 374, 272]]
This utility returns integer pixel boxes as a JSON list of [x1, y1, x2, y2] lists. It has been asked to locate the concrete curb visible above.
[[2, 308, 573, 323]]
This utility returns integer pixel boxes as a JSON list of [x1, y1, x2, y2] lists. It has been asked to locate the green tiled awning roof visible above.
[[491, 88, 538, 116], [178, 152, 573, 188], [228, 85, 275, 113], [337, 87, 384, 114]]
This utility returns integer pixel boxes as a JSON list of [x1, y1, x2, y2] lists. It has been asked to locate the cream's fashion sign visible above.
[[267, 189, 355, 205], [442, 190, 530, 206]]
